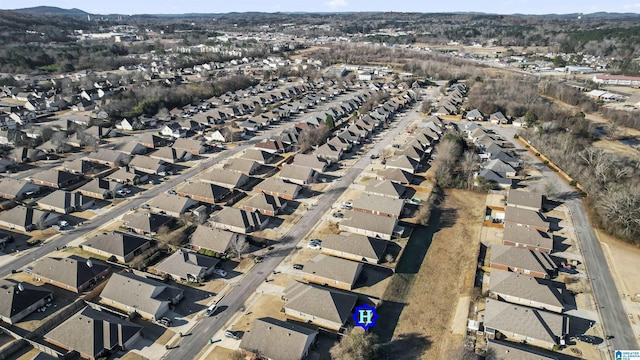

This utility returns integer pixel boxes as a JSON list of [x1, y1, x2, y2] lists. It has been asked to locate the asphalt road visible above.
[[166, 97, 426, 360], [489, 124, 638, 354]]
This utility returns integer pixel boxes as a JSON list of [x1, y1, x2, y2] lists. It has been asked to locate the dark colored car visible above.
[[293, 264, 304, 270], [576, 335, 597, 344], [559, 267, 579, 274]]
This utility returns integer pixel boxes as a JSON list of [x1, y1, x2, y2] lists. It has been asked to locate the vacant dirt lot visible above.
[[230, 294, 286, 333], [389, 189, 486, 359]]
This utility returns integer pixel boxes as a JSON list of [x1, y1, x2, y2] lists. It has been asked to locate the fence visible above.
[[517, 137, 588, 194]]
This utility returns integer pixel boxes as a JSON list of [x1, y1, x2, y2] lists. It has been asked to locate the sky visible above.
[[3, 0, 640, 15]]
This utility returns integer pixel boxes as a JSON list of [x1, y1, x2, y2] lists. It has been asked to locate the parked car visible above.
[[293, 264, 304, 270], [253, 256, 264, 263], [166, 190, 177, 195], [575, 335, 598, 344], [307, 243, 321, 250], [58, 220, 69, 227], [116, 189, 127, 196], [140, 204, 150, 209], [332, 212, 344, 218], [309, 239, 322, 245], [205, 304, 217, 317], [559, 267, 579, 274], [370, 154, 379, 159], [381, 159, 387, 165], [224, 330, 240, 340], [158, 317, 172, 326], [51, 225, 61, 231], [214, 268, 228, 277]]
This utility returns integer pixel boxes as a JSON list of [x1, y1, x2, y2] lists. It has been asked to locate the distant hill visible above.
[[12, 6, 90, 17]]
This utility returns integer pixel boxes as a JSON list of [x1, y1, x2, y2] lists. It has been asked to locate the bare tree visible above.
[[229, 235, 250, 258], [330, 327, 379, 360]]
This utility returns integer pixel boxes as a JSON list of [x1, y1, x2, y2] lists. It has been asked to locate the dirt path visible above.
[[388, 189, 486, 359]]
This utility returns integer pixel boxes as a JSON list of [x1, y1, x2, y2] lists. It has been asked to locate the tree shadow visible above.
[[378, 333, 432, 360], [438, 207, 459, 229]]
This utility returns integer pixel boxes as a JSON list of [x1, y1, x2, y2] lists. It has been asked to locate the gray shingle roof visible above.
[[0, 279, 52, 320], [377, 168, 414, 184], [155, 249, 219, 280], [323, 233, 388, 262], [279, 164, 316, 182], [490, 245, 557, 274], [100, 272, 183, 318], [146, 193, 197, 215], [45, 306, 142, 359], [503, 224, 553, 251], [83, 231, 150, 258], [353, 193, 404, 217], [486, 340, 559, 360], [484, 298, 565, 345], [489, 270, 564, 311], [242, 193, 286, 213], [284, 282, 358, 325], [199, 168, 249, 188], [0, 206, 58, 229], [507, 189, 543, 210], [37, 191, 93, 212], [340, 211, 398, 237], [253, 177, 301, 198], [122, 212, 173, 233], [364, 180, 406, 199], [210, 207, 268, 232], [32, 256, 110, 290], [303, 254, 362, 285], [504, 207, 549, 230], [240, 317, 317, 360], [189, 225, 236, 253]]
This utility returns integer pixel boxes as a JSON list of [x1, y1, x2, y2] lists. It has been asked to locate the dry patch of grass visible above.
[[204, 346, 241, 360], [390, 190, 486, 359], [117, 351, 149, 360], [597, 228, 640, 297], [593, 139, 640, 159], [231, 294, 286, 332]]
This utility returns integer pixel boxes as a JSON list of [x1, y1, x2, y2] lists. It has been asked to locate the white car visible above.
[[307, 243, 321, 250], [214, 268, 227, 277], [58, 220, 69, 227]]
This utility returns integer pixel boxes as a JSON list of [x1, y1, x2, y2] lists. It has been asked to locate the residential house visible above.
[[385, 155, 419, 174], [241, 193, 287, 217], [172, 137, 207, 155], [314, 143, 343, 163], [278, 164, 317, 185], [189, 225, 242, 254], [138, 134, 168, 149], [503, 224, 554, 253], [149, 147, 186, 164], [283, 282, 358, 332], [31, 256, 110, 293], [476, 169, 513, 189], [176, 181, 231, 204], [322, 233, 388, 264], [205, 129, 234, 143], [327, 136, 351, 153], [128, 156, 167, 175], [45, 306, 142, 360], [199, 168, 250, 189], [488, 270, 564, 313], [254, 139, 288, 154], [507, 189, 544, 212], [209, 207, 269, 234], [377, 167, 414, 184], [37, 191, 95, 214], [484, 298, 568, 350], [486, 340, 559, 360], [87, 149, 130, 167], [160, 123, 186, 138], [84, 126, 115, 140], [103, 167, 147, 185], [303, 254, 363, 291], [491, 151, 523, 168], [147, 193, 198, 218], [0, 279, 53, 324], [490, 244, 557, 279], [116, 142, 149, 156], [504, 207, 550, 232], [224, 158, 262, 176], [364, 179, 406, 199], [30, 169, 83, 189], [121, 212, 173, 236], [253, 177, 301, 200], [484, 159, 517, 178], [78, 179, 124, 200], [489, 111, 508, 124], [242, 148, 275, 165], [240, 317, 318, 360], [100, 272, 183, 320], [7, 147, 45, 163], [339, 211, 402, 241], [292, 154, 328, 173], [61, 159, 104, 175], [0, 178, 40, 200], [154, 249, 220, 282], [353, 193, 405, 219], [82, 231, 151, 263], [395, 144, 425, 162], [0, 206, 60, 232], [465, 108, 484, 121], [115, 118, 134, 131]]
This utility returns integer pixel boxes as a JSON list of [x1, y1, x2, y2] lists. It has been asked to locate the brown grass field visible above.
[[384, 189, 486, 359]]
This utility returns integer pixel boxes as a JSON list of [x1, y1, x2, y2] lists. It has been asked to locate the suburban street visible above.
[[166, 98, 425, 360], [489, 125, 638, 354]]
